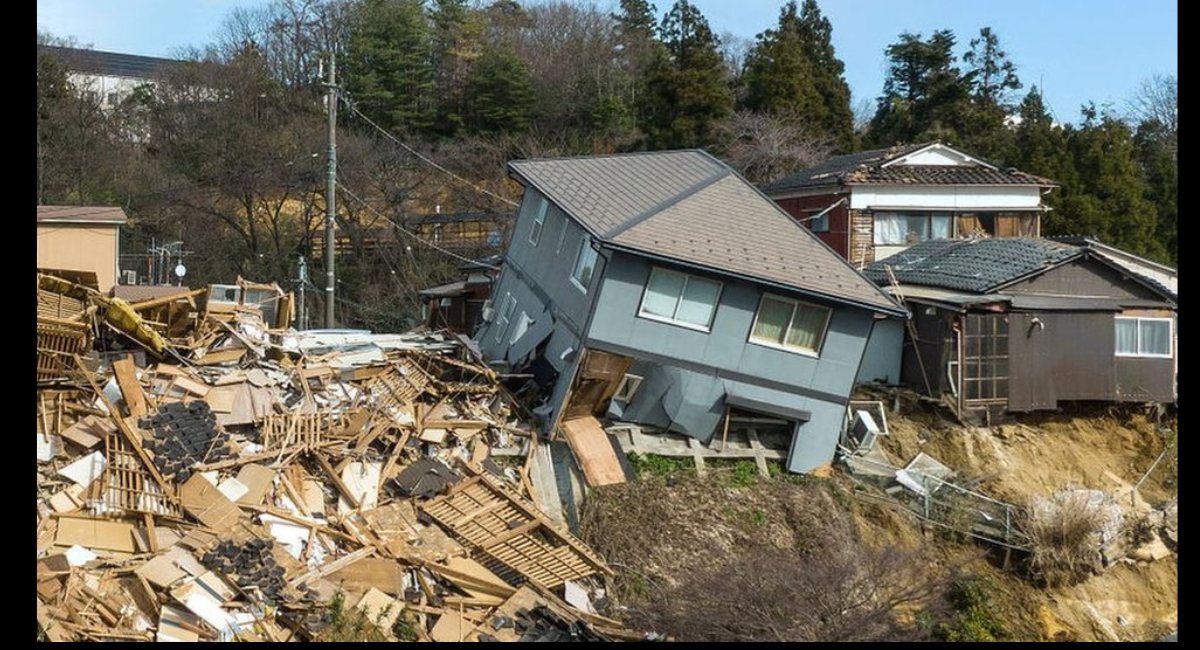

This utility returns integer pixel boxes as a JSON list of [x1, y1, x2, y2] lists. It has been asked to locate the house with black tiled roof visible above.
[[862, 237, 1176, 417], [762, 142, 1057, 268]]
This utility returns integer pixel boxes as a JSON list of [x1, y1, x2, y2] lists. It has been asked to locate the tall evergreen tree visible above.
[[612, 0, 660, 98], [465, 45, 534, 134], [958, 27, 1023, 161], [639, 0, 732, 149], [796, 0, 854, 148], [430, 0, 484, 136], [1012, 85, 1076, 212], [867, 29, 971, 145], [1134, 119, 1178, 264], [1051, 106, 1164, 260], [963, 27, 1021, 106], [741, 3, 822, 128], [343, 0, 436, 134]]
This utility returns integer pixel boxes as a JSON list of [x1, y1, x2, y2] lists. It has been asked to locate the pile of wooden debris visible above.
[[35, 273, 649, 642]]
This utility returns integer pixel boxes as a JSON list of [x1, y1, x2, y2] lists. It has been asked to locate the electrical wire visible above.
[[339, 97, 520, 208], [336, 181, 501, 270]]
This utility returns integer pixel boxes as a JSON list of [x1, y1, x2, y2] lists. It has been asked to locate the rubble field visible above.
[[36, 273, 649, 642]]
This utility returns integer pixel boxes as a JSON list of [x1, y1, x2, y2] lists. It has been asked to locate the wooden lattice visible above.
[[260, 411, 352, 450], [421, 475, 610, 588], [370, 359, 433, 411], [37, 318, 91, 383], [103, 426, 183, 517]]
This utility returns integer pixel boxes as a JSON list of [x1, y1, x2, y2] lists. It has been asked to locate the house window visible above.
[[494, 293, 516, 342], [528, 196, 548, 246], [637, 267, 722, 331], [874, 211, 952, 245], [962, 314, 1009, 402], [1115, 317, 1172, 358], [570, 240, 599, 292], [107, 92, 120, 106], [749, 294, 831, 355], [613, 374, 644, 402]]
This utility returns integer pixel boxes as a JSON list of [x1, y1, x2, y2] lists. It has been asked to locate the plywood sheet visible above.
[[179, 474, 242, 531], [55, 517, 138, 553], [561, 417, 627, 487], [235, 464, 275, 505]]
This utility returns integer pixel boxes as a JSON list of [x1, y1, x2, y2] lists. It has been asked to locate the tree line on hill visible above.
[[36, 0, 1177, 330]]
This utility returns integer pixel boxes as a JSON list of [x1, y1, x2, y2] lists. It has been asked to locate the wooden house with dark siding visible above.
[[862, 238, 1177, 417]]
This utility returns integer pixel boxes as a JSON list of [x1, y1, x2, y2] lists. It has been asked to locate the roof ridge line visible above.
[[600, 167, 732, 240]]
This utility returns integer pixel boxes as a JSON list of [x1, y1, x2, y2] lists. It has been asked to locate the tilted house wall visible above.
[[477, 150, 906, 473]]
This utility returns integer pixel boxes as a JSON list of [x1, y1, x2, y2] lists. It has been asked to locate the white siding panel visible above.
[[849, 186, 1042, 210]]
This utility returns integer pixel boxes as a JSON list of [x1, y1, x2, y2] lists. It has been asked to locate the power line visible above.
[[339, 98, 519, 208], [336, 180, 500, 270]]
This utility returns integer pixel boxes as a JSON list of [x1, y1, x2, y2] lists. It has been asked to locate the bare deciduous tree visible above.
[[1127, 74, 1177, 136], [713, 110, 831, 184]]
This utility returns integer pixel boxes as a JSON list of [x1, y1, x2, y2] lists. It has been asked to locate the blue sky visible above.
[[37, 0, 1177, 124]]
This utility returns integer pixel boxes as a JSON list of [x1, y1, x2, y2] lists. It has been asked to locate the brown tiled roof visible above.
[[761, 142, 1056, 193], [37, 205, 128, 224], [844, 164, 1055, 186], [508, 151, 904, 315]]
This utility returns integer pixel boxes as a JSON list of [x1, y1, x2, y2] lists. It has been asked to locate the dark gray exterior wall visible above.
[[476, 188, 607, 431], [900, 307, 1176, 411], [856, 316, 905, 385], [1003, 259, 1164, 301], [1008, 311, 1176, 410], [477, 188, 606, 356], [585, 252, 876, 473]]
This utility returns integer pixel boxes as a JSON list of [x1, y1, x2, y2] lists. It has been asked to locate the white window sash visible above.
[[749, 293, 831, 356], [528, 197, 548, 246], [637, 267, 721, 331], [1115, 316, 1173, 358]]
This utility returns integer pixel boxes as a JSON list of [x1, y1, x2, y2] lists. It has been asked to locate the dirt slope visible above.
[[582, 395, 1177, 642], [869, 394, 1177, 641]]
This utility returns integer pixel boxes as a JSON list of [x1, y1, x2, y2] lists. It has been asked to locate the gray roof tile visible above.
[[509, 151, 903, 314], [862, 238, 1082, 293]]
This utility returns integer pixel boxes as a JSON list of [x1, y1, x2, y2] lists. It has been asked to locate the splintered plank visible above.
[[560, 417, 628, 487], [111, 355, 148, 418], [420, 474, 610, 589]]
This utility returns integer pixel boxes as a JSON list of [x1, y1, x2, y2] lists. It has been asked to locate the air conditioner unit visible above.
[[122, 270, 137, 285], [481, 300, 496, 322]]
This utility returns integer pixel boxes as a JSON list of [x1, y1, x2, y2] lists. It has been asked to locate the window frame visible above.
[[613, 374, 644, 403], [747, 293, 833, 357], [528, 196, 548, 246], [635, 266, 724, 332], [872, 211, 953, 246], [1114, 316, 1173, 358], [807, 210, 831, 233], [569, 240, 599, 293], [493, 293, 517, 343]]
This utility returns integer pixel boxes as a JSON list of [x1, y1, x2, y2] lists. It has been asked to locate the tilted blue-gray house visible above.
[[475, 150, 906, 473]]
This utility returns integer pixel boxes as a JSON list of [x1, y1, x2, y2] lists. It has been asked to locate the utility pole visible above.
[[324, 55, 338, 329], [297, 255, 308, 331]]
